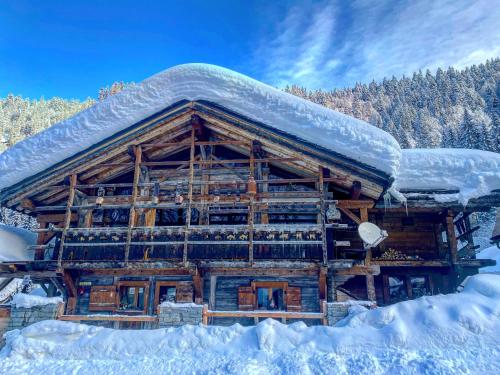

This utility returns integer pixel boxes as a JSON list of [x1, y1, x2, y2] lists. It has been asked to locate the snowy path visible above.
[[1, 274, 499, 375]]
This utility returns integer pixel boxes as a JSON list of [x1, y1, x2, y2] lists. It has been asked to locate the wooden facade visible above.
[[0, 100, 496, 327]]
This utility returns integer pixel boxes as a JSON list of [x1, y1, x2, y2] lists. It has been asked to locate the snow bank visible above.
[[10, 293, 62, 309], [0, 64, 400, 191], [0, 224, 36, 262], [1, 274, 499, 374], [0, 279, 22, 304], [395, 148, 500, 205], [477, 245, 500, 274]]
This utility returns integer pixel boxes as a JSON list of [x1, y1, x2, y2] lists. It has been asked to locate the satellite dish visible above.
[[358, 222, 388, 248]]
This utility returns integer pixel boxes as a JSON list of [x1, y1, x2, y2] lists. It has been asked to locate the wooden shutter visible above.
[[285, 287, 301, 312], [89, 285, 118, 311], [175, 281, 194, 303], [238, 286, 255, 310]]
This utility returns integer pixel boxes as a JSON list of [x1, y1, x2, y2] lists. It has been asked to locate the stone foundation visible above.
[[326, 301, 375, 326], [7, 302, 63, 331], [158, 303, 203, 327]]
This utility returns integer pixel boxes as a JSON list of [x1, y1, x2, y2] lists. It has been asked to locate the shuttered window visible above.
[[88, 285, 118, 312]]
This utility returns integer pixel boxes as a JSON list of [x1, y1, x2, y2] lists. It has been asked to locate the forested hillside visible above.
[[286, 58, 499, 151]]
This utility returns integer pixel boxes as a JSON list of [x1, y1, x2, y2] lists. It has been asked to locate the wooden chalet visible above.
[[0, 66, 497, 327]]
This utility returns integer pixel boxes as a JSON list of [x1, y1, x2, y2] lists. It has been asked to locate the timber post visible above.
[[446, 210, 458, 263], [124, 145, 142, 265], [57, 174, 77, 267], [318, 167, 328, 265], [183, 123, 196, 266]]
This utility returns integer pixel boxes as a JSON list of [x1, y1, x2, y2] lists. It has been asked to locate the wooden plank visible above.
[[57, 174, 77, 267], [206, 310, 324, 319], [59, 315, 157, 322]]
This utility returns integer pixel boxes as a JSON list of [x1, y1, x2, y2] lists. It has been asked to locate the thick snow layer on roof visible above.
[[477, 245, 500, 274], [394, 148, 500, 205], [1, 274, 499, 374], [0, 224, 36, 262], [0, 64, 400, 191]]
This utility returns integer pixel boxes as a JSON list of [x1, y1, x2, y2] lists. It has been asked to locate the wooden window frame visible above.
[[117, 280, 150, 314], [154, 281, 179, 307], [251, 281, 288, 311]]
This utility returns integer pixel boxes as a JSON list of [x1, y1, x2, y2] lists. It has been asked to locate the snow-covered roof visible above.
[[394, 148, 500, 205], [477, 245, 500, 274], [0, 224, 36, 262], [0, 64, 401, 191]]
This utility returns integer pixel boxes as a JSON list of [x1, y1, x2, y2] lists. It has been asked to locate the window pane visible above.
[[137, 288, 144, 310], [159, 286, 177, 304], [257, 288, 269, 309], [271, 288, 284, 310], [257, 287, 284, 310], [388, 276, 407, 302], [410, 277, 428, 298]]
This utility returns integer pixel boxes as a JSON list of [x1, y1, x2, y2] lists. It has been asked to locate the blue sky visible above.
[[0, 0, 499, 100]]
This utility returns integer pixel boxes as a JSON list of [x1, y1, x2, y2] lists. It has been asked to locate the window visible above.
[[388, 276, 408, 303], [257, 287, 285, 310], [159, 286, 177, 304], [410, 276, 429, 298], [154, 281, 179, 307], [117, 281, 149, 313], [384, 275, 431, 304]]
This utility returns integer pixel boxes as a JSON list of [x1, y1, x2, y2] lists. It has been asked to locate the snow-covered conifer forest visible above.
[[285, 58, 499, 152]]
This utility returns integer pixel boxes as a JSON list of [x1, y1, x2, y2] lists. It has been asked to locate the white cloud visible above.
[[253, 0, 500, 88]]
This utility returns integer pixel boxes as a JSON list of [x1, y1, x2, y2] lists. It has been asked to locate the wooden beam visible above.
[[124, 145, 143, 265], [335, 265, 380, 276], [366, 275, 376, 301], [59, 315, 157, 322], [336, 200, 375, 209], [446, 210, 458, 263], [338, 207, 361, 224], [193, 272, 203, 304], [204, 309, 324, 320], [57, 174, 77, 267], [318, 166, 328, 265], [319, 267, 327, 301], [209, 275, 217, 310], [183, 126, 196, 266]]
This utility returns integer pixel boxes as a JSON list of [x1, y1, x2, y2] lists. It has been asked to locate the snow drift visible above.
[[1, 274, 499, 374], [0, 64, 401, 191], [10, 293, 63, 309], [0, 224, 36, 262], [395, 148, 500, 205]]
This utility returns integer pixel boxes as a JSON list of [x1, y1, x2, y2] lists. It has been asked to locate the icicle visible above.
[[383, 191, 392, 211]]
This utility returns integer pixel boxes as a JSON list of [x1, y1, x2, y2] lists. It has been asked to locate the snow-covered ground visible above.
[[1, 274, 498, 375]]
